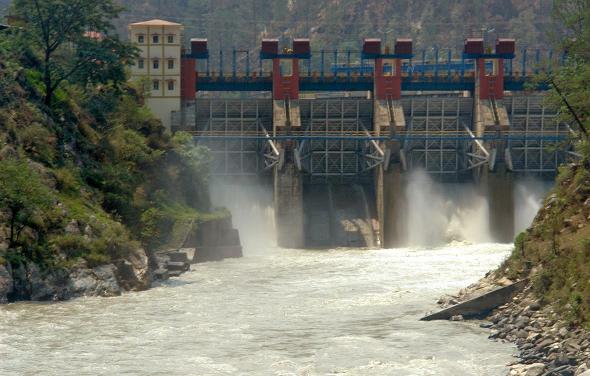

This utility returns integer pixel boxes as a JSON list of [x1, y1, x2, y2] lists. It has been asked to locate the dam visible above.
[[171, 37, 573, 248]]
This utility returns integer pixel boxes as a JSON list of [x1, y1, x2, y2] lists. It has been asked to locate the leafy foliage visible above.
[[488, 0, 590, 326], [0, 0, 216, 273], [10, 0, 137, 105], [0, 158, 53, 249]]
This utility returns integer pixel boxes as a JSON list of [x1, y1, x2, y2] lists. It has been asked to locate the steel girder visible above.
[[504, 95, 570, 174]]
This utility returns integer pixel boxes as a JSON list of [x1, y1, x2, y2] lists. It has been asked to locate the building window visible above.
[[168, 59, 174, 70], [137, 35, 145, 44], [153, 59, 159, 69], [137, 59, 144, 69], [152, 80, 159, 91], [167, 81, 175, 91], [152, 34, 159, 44], [167, 34, 174, 44]]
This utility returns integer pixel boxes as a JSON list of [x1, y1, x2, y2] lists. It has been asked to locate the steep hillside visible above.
[[112, 0, 554, 49], [501, 162, 590, 326], [0, 16, 219, 302], [1, 1, 553, 49]]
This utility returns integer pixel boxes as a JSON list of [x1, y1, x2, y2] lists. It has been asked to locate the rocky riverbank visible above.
[[0, 247, 150, 303], [0, 215, 242, 304], [434, 160, 590, 375], [439, 275, 590, 376]]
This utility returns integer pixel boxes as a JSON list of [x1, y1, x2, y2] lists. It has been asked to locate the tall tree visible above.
[[10, 0, 136, 106], [547, 0, 590, 141]]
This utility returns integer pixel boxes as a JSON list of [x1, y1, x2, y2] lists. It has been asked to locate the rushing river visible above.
[[0, 243, 516, 375]]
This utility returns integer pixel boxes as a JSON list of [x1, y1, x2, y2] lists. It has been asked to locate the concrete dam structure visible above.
[[167, 37, 573, 248]]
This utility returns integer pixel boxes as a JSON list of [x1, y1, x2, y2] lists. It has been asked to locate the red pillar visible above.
[[272, 59, 300, 100], [181, 57, 196, 101], [374, 58, 402, 100], [477, 58, 505, 100]]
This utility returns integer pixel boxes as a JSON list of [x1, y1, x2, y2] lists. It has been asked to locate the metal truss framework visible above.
[[401, 96, 474, 176], [505, 95, 571, 174], [176, 99, 273, 176], [176, 95, 571, 178], [298, 99, 375, 183]]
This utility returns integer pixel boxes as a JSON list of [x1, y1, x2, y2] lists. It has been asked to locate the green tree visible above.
[[547, 0, 590, 144], [10, 0, 137, 106], [0, 158, 53, 249]]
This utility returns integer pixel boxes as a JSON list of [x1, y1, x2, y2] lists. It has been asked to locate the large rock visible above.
[[510, 363, 546, 376], [0, 263, 13, 303], [114, 248, 151, 291], [69, 264, 121, 297], [27, 263, 71, 301]]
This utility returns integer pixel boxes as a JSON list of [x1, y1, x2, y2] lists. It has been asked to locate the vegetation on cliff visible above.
[[0, 0, 213, 292], [501, 0, 590, 327]]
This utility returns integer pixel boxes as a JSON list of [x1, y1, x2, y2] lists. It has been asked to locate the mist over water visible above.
[[405, 170, 493, 247], [210, 172, 554, 251], [209, 177, 277, 255], [514, 178, 553, 233]]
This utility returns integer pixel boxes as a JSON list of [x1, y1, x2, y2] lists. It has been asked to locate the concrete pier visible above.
[[383, 165, 406, 248], [485, 169, 515, 243], [274, 162, 305, 248]]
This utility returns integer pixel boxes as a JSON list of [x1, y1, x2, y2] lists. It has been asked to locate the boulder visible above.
[[69, 264, 121, 297], [114, 248, 151, 291], [524, 363, 546, 376], [0, 263, 13, 303]]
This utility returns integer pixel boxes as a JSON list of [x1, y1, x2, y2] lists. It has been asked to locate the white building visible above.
[[128, 19, 184, 130]]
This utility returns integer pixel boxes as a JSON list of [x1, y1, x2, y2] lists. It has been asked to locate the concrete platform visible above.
[[421, 279, 528, 321]]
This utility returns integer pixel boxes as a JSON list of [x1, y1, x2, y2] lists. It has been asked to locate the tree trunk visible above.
[[8, 212, 16, 249], [44, 51, 52, 106]]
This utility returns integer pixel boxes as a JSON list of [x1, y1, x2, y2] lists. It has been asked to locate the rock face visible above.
[[69, 264, 121, 297], [9, 262, 70, 301], [0, 264, 13, 303], [0, 214, 241, 303], [114, 247, 151, 291], [184, 216, 243, 263], [3, 247, 152, 303]]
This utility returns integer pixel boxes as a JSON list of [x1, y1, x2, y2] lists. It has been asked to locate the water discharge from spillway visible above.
[[396, 170, 552, 247], [210, 173, 553, 251], [514, 178, 553, 234], [404, 170, 493, 247], [209, 178, 277, 255]]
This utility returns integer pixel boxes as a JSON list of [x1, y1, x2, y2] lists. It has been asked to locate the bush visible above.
[[54, 167, 82, 194], [0, 158, 54, 249], [17, 123, 56, 165], [49, 234, 90, 259], [533, 270, 552, 297]]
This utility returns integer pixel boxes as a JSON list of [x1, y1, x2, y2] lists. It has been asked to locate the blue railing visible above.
[[192, 48, 563, 91], [195, 48, 564, 77]]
